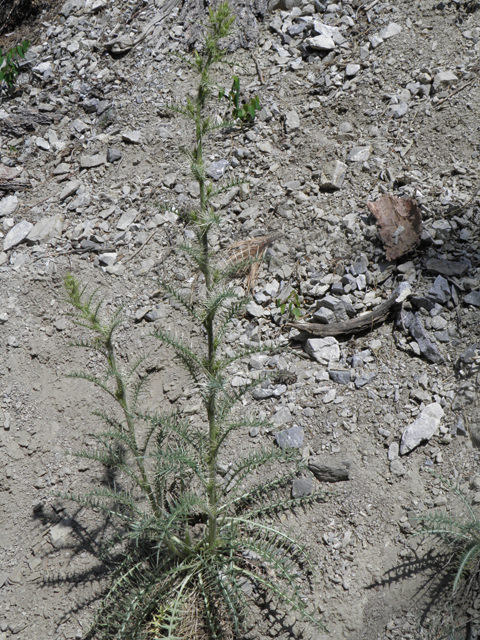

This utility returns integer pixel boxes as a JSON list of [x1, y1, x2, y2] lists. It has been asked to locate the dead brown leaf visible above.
[[367, 194, 422, 261]]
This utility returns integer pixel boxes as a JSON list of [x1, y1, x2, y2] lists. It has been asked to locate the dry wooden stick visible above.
[[252, 54, 264, 85], [122, 229, 157, 264], [289, 292, 400, 337], [445, 181, 480, 218], [435, 77, 476, 108]]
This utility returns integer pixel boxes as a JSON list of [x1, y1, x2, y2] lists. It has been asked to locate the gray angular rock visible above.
[[345, 64, 360, 78], [36, 137, 50, 151], [122, 130, 142, 144], [107, 148, 122, 163], [319, 160, 347, 191], [465, 291, 480, 307], [292, 475, 313, 498], [60, 0, 85, 16], [354, 371, 377, 388], [388, 442, 399, 461], [27, 214, 63, 243], [59, 180, 81, 202], [390, 459, 406, 476], [409, 316, 444, 364], [308, 458, 351, 482], [79, 153, 106, 168], [275, 424, 303, 448], [117, 208, 138, 230], [252, 388, 274, 400], [3, 220, 33, 251], [426, 256, 471, 277], [329, 370, 351, 384], [246, 301, 266, 317], [249, 354, 269, 370], [50, 517, 75, 545], [98, 253, 117, 266], [96, 100, 110, 115], [68, 192, 91, 211], [72, 119, 88, 133], [273, 407, 293, 427], [387, 101, 409, 119], [433, 70, 458, 92], [313, 307, 335, 324], [53, 163, 70, 175], [0, 195, 18, 218], [285, 110, 300, 133], [427, 275, 451, 304], [369, 34, 384, 48], [206, 160, 229, 180], [400, 402, 445, 455]]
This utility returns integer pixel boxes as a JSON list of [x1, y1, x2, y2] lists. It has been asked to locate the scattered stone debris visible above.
[[1, 0, 480, 637]]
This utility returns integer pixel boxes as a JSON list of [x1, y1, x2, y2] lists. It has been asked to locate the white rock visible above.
[[247, 301, 266, 317], [369, 34, 384, 48], [99, 252, 117, 266], [433, 70, 458, 91], [312, 21, 339, 37], [304, 34, 336, 51], [379, 23, 402, 39], [285, 110, 300, 133], [249, 354, 269, 370], [400, 403, 445, 455], [3, 220, 33, 251], [345, 64, 360, 78], [48, 129, 66, 151], [346, 146, 372, 163], [231, 375, 250, 388], [0, 195, 19, 218], [117, 208, 138, 230], [36, 137, 50, 151], [122, 130, 142, 144], [27, 214, 64, 243], [305, 336, 340, 364], [33, 61, 53, 75], [258, 141, 273, 154], [79, 153, 106, 168]]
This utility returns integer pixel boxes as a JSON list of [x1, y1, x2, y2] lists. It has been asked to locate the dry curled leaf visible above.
[[367, 194, 422, 261], [219, 235, 278, 290]]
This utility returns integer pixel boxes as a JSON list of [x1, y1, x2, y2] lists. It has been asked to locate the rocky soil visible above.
[[1, 0, 480, 638]]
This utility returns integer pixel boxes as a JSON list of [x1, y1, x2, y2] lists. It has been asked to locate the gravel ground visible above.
[[1, 0, 480, 638]]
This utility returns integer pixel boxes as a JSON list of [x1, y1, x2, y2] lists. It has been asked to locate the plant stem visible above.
[[107, 336, 160, 518]]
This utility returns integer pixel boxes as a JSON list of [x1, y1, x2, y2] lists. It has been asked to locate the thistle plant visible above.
[[61, 4, 323, 639], [414, 477, 480, 595]]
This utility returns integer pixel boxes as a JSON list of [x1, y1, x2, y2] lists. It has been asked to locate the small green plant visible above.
[[277, 290, 303, 320], [61, 4, 323, 640], [219, 75, 260, 123], [98, 107, 114, 130], [0, 40, 30, 92], [414, 476, 480, 594]]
